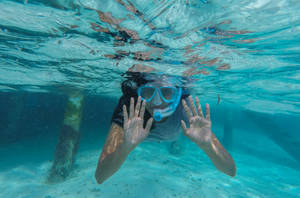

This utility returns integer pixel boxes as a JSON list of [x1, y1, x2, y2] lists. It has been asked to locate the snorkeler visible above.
[[95, 68, 236, 184]]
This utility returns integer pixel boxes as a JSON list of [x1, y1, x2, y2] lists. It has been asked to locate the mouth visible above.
[[150, 105, 167, 110]]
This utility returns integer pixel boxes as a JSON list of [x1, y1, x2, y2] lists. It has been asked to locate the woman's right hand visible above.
[[123, 96, 153, 150]]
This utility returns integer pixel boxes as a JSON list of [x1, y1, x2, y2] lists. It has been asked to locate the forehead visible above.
[[144, 81, 174, 87]]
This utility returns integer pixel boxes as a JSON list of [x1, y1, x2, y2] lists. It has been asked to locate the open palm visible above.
[[181, 96, 212, 149], [123, 96, 153, 149]]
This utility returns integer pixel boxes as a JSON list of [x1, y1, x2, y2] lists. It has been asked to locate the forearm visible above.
[[199, 133, 236, 177], [95, 142, 132, 184], [95, 123, 133, 184], [95, 97, 152, 184]]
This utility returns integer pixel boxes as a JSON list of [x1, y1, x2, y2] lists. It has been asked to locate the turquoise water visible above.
[[0, 0, 299, 197]]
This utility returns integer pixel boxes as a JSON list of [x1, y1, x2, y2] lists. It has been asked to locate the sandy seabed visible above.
[[0, 132, 299, 198]]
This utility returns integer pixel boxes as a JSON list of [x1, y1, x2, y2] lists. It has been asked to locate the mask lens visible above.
[[160, 87, 176, 102], [139, 86, 156, 101]]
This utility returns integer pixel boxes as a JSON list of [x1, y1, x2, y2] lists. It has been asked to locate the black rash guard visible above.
[[111, 94, 189, 142]]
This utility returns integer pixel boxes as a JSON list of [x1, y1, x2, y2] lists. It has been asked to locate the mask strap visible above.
[[170, 87, 182, 110]]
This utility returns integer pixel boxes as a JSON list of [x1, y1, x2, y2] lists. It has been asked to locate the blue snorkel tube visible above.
[[153, 88, 182, 122]]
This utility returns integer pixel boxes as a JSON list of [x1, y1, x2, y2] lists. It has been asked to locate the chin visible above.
[[159, 118, 168, 122]]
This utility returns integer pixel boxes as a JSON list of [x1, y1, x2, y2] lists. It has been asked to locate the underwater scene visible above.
[[0, 0, 299, 197]]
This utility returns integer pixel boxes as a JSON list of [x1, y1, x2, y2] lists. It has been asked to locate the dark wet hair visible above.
[[121, 72, 150, 97]]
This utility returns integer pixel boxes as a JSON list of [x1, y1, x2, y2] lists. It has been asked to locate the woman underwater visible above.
[[95, 69, 236, 184]]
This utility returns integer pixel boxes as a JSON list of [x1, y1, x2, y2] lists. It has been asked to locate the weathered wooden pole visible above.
[[47, 92, 84, 183]]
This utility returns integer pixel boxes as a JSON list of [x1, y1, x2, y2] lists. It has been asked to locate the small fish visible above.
[[217, 94, 221, 105]]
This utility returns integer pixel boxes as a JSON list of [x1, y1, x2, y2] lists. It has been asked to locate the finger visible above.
[[188, 95, 197, 116], [206, 103, 210, 121], [139, 100, 146, 119], [182, 99, 192, 119], [144, 118, 153, 134], [135, 96, 141, 117], [181, 120, 188, 134], [195, 96, 203, 118], [123, 105, 128, 127], [129, 97, 134, 119]]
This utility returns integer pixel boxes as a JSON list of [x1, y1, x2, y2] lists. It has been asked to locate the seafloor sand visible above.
[[0, 131, 299, 198]]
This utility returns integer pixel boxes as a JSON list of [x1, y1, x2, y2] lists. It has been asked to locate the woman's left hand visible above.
[[181, 96, 212, 149]]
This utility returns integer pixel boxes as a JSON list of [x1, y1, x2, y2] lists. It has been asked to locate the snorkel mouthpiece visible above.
[[153, 110, 163, 122], [152, 88, 182, 122]]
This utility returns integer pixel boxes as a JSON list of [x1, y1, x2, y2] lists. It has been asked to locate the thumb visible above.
[[144, 118, 153, 134], [181, 120, 188, 135]]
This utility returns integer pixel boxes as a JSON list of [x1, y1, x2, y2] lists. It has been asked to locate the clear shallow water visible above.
[[0, 0, 299, 114], [0, 0, 300, 198]]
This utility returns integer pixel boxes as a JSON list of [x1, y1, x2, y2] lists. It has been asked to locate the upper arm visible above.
[[99, 122, 125, 161]]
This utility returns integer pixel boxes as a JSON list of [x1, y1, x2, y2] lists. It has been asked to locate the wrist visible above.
[[120, 140, 136, 154], [195, 130, 214, 151], [196, 139, 213, 151]]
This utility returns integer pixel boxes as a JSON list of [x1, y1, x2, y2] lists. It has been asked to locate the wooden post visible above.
[[47, 92, 84, 183]]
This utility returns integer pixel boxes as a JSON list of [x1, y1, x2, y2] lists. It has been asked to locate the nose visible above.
[[152, 90, 162, 106]]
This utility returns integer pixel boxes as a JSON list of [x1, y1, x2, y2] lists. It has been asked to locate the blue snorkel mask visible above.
[[138, 86, 182, 122]]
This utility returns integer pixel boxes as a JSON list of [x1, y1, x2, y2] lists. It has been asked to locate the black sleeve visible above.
[[111, 95, 130, 127]]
